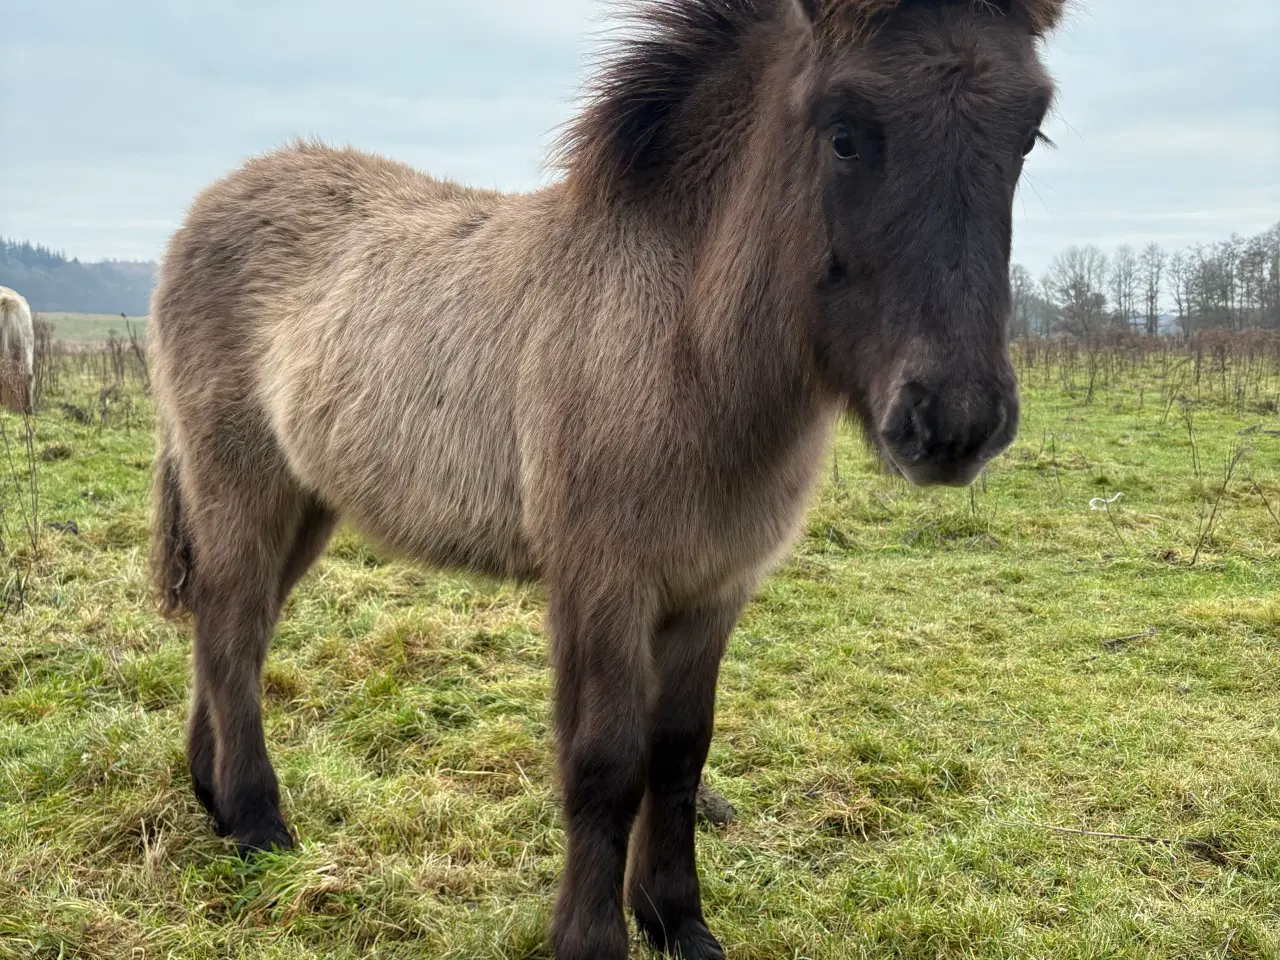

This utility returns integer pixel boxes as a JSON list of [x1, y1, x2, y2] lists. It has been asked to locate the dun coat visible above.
[[149, 1, 1065, 957]]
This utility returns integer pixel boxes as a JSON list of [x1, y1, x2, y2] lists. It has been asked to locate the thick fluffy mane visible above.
[[556, 0, 776, 208], [557, 0, 1067, 207]]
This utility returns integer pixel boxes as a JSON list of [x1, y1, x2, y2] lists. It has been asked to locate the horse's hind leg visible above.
[[628, 594, 745, 960], [182, 468, 312, 853], [186, 494, 332, 843], [187, 690, 226, 834], [277, 497, 338, 604]]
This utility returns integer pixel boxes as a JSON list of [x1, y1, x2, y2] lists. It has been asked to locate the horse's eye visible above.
[[831, 126, 860, 162], [1022, 131, 1040, 158]]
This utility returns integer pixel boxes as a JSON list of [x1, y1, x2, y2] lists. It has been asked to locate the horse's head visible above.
[[793, 0, 1062, 486]]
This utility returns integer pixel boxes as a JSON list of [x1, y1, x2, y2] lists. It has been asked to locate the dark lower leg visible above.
[[554, 731, 649, 959], [549, 588, 653, 960], [186, 687, 226, 834], [629, 604, 738, 960], [195, 592, 291, 853], [212, 683, 288, 851]]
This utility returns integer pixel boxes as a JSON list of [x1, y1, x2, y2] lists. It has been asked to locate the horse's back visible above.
[[152, 142, 542, 579], [0, 286, 33, 335], [0, 286, 34, 413], [0, 285, 34, 363]]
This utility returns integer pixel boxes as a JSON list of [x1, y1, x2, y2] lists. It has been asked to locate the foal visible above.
[[150, 1, 1065, 957]]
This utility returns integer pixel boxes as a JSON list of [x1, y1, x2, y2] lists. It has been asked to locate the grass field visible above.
[[33, 313, 148, 344], [1, 344, 1279, 959]]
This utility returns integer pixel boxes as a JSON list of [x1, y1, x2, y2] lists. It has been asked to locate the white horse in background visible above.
[[0, 285, 35, 413]]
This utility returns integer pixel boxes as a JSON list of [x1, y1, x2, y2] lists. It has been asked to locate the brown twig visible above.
[[1101, 626, 1157, 651], [1050, 436, 1063, 499], [995, 818, 1233, 866], [126, 321, 150, 392], [1182, 403, 1201, 480], [1191, 445, 1248, 567], [1251, 479, 1280, 532]]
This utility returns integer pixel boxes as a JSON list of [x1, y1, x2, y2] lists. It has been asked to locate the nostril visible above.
[[909, 400, 933, 454], [977, 394, 1019, 458], [998, 393, 1020, 438], [884, 385, 934, 463], [990, 399, 1008, 442]]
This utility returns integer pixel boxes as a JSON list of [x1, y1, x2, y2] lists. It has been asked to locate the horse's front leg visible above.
[[549, 580, 655, 960], [628, 596, 743, 960]]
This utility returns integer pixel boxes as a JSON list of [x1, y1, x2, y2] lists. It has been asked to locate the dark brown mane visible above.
[[558, 0, 1066, 207], [556, 0, 775, 208]]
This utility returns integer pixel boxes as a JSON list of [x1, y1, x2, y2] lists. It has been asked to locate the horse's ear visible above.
[[791, 0, 821, 25]]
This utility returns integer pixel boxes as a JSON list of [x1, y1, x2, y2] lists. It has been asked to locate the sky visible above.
[[1, 0, 1276, 278]]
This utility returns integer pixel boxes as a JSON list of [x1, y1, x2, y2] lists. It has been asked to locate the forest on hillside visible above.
[[0, 239, 154, 316]]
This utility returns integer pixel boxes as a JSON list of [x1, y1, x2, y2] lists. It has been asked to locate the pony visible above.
[[148, 1, 1066, 957], [0, 286, 35, 414]]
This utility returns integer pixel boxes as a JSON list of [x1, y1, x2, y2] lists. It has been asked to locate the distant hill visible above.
[[0, 239, 156, 316]]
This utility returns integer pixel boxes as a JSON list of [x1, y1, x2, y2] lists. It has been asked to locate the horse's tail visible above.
[[150, 434, 196, 618]]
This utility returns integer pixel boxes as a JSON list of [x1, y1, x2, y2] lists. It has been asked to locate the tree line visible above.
[[1011, 222, 1280, 338], [5, 224, 1279, 335], [0, 238, 155, 316]]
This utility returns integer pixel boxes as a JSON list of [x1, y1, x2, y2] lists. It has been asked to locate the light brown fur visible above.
[[150, 2, 1064, 957], [0, 286, 34, 414]]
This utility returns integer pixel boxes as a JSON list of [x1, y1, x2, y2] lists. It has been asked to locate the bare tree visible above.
[[1010, 263, 1036, 338], [1110, 244, 1139, 331], [1028, 221, 1278, 338], [1222, 236, 1243, 330], [1187, 237, 1249, 331], [1046, 246, 1110, 338], [1168, 250, 1192, 335], [1138, 242, 1167, 336], [1036, 275, 1060, 335], [1238, 233, 1272, 329], [1265, 224, 1280, 329]]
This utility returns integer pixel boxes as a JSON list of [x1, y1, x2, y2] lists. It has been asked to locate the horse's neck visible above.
[[680, 126, 827, 437], [677, 33, 824, 420], [554, 9, 831, 449], [552, 208, 825, 481]]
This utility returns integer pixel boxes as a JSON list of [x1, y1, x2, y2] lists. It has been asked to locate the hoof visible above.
[[234, 816, 294, 857], [637, 915, 726, 960]]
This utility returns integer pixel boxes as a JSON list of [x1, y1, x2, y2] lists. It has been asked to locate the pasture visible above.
[[1, 339, 1278, 959], [31, 313, 148, 345]]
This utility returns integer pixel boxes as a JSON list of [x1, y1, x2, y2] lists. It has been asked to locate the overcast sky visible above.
[[1, 0, 1276, 277]]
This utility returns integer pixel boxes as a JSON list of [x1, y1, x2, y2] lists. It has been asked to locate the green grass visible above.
[[2, 354, 1279, 959], [34, 313, 148, 344]]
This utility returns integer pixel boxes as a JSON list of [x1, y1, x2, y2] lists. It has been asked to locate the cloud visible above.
[[1018, 0, 1280, 272], [1, 0, 1276, 273]]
